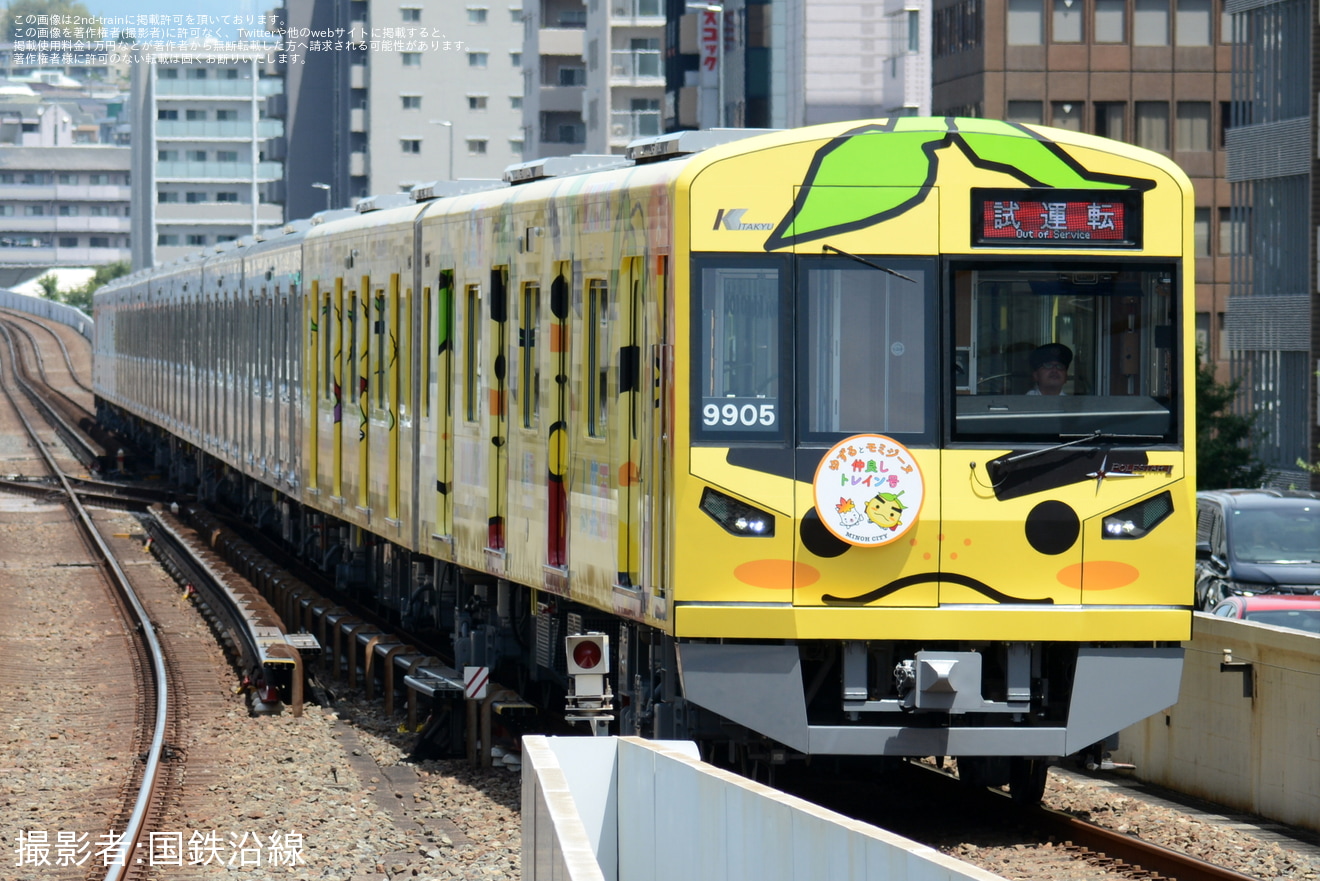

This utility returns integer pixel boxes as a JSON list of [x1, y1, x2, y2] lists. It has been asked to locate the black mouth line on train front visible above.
[[822, 573, 1056, 605]]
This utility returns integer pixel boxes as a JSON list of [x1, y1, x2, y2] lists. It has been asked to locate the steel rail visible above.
[[0, 320, 103, 468], [0, 305, 94, 393], [0, 328, 171, 879]]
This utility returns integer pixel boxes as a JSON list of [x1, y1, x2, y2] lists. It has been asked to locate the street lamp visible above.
[[686, 2, 724, 128], [430, 120, 455, 180], [311, 182, 330, 212]]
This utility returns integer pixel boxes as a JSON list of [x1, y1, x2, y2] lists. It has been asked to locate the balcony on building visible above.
[[610, 48, 663, 86], [609, 107, 661, 147], [155, 160, 284, 181], [610, 0, 663, 22]]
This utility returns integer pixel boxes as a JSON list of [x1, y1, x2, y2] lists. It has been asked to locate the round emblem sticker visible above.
[[813, 434, 924, 547]]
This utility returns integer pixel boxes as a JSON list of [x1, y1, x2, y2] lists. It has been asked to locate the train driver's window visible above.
[[952, 261, 1179, 441]]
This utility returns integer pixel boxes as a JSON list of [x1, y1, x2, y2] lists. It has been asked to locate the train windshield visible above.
[[951, 261, 1179, 443]]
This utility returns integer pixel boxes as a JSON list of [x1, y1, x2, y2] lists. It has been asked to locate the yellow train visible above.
[[95, 118, 1194, 800]]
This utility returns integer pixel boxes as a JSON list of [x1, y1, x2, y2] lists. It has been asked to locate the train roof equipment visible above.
[[502, 153, 632, 184]]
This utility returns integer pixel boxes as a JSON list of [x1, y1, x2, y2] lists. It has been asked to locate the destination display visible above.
[[972, 189, 1141, 247]]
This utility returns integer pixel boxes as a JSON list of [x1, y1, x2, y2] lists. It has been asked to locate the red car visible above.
[[1209, 595, 1320, 635]]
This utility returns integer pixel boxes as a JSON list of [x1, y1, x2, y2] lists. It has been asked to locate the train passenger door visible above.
[[487, 267, 509, 550], [642, 256, 669, 604], [433, 270, 455, 537]]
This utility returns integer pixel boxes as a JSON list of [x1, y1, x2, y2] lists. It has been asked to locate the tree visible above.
[[61, 260, 130, 311], [35, 273, 60, 300], [3, 0, 102, 41], [1196, 355, 1267, 490]]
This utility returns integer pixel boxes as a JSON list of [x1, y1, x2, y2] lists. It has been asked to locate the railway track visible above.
[[0, 307, 172, 879]]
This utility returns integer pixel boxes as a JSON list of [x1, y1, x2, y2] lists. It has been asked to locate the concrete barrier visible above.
[[0, 288, 93, 339], [522, 735, 1006, 881], [1116, 613, 1320, 831]]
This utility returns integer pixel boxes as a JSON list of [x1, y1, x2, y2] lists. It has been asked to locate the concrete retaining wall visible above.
[[1116, 613, 1320, 831], [522, 735, 1006, 881]]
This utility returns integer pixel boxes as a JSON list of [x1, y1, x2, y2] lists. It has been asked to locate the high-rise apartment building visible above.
[[277, 0, 525, 219], [129, 46, 285, 268]]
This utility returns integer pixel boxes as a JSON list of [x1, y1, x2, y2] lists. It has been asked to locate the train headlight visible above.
[[1101, 490, 1173, 540], [700, 487, 776, 537]]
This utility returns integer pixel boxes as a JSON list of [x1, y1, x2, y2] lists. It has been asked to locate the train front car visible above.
[[666, 118, 1193, 800]]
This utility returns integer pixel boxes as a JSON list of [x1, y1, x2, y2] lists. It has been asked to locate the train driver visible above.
[[1026, 343, 1072, 396]]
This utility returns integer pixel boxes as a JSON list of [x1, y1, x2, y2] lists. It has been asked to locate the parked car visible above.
[[1208, 594, 1320, 635], [1195, 489, 1320, 610]]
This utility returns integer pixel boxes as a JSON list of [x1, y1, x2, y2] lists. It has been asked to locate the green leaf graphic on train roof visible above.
[[764, 121, 1153, 250]]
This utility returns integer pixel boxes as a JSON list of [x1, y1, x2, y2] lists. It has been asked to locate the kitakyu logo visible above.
[[713, 208, 773, 231]]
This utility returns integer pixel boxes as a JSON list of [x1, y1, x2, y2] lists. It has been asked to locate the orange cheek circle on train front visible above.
[[1055, 561, 1140, 591], [734, 559, 821, 590]]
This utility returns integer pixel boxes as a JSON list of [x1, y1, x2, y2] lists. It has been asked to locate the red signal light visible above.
[[572, 639, 602, 670]]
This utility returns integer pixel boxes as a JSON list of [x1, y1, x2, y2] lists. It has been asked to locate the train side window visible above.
[[521, 281, 540, 428], [375, 285, 388, 408], [464, 283, 481, 422], [692, 256, 788, 443], [587, 279, 609, 438]]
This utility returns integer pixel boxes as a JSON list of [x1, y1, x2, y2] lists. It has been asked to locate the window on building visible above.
[[1175, 0, 1212, 44], [402, 6, 421, 20], [157, 234, 179, 245], [88, 205, 107, 216], [157, 108, 178, 120], [57, 173, 75, 184], [908, 9, 920, 51], [20, 172, 48, 184], [184, 109, 205, 121], [511, 7, 523, 22], [189, 68, 207, 79], [218, 234, 238, 243], [468, 6, 488, 23], [1135, 101, 1170, 151], [1052, 0, 1083, 41], [1094, 0, 1125, 41], [187, 234, 206, 246], [1218, 207, 1245, 255], [402, 139, 422, 153], [0, 204, 13, 214], [223, 68, 239, 79], [1193, 207, 1210, 256], [158, 68, 179, 79], [1134, 0, 1169, 44], [1176, 101, 1212, 151], [158, 190, 179, 202], [467, 138, 488, 154], [217, 150, 238, 162], [468, 95, 488, 110], [58, 205, 77, 216], [217, 192, 238, 202], [1095, 101, 1126, 139], [89, 236, 109, 248], [189, 149, 207, 161], [186, 192, 207, 203], [1005, 100, 1043, 124], [469, 51, 489, 67], [402, 52, 422, 66], [510, 51, 522, 65], [0, 173, 12, 183], [401, 95, 421, 110], [510, 95, 522, 109], [510, 138, 524, 155], [24, 205, 44, 216], [216, 109, 237, 121], [1051, 101, 1083, 129], [88, 173, 110, 185], [558, 66, 585, 85], [1007, 0, 1044, 44], [58, 236, 77, 247]]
